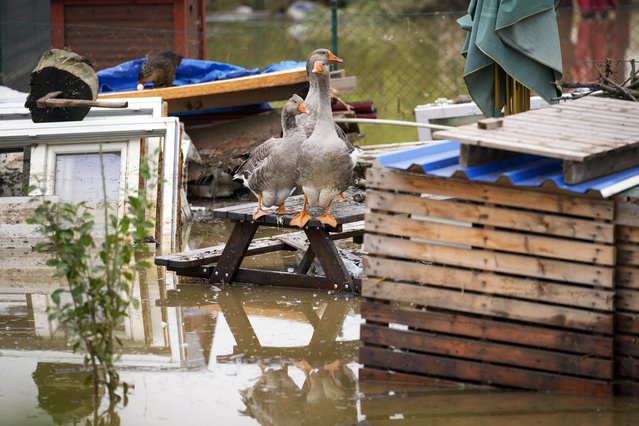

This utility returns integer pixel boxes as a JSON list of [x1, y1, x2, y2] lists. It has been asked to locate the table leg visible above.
[[304, 227, 353, 291], [294, 246, 316, 274], [210, 220, 259, 285]]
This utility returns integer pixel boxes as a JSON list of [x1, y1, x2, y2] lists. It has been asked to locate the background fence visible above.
[[2, 1, 639, 145]]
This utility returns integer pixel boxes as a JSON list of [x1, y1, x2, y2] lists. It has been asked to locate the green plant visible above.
[[27, 150, 156, 404]]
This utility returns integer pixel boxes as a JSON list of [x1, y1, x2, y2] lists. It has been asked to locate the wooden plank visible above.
[[565, 144, 639, 184], [365, 167, 614, 220], [362, 279, 612, 333], [359, 346, 612, 394], [155, 238, 289, 268], [617, 244, 639, 267], [508, 110, 639, 136], [616, 226, 639, 244], [361, 324, 612, 379], [616, 266, 639, 290], [365, 212, 615, 265], [99, 67, 309, 113], [616, 313, 639, 335], [615, 334, 639, 358], [615, 200, 639, 227], [366, 190, 614, 243], [615, 380, 639, 396], [617, 289, 639, 312], [460, 144, 517, 167], [616, 358, 639, 380], [433, 127, 588, 160], [365, 234, 614, 287], [360, 301, 613, 357], [365, 257, 613, 310], [358, 367, 464, 387]]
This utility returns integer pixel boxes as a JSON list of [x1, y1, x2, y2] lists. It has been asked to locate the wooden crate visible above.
[[614, 201, 639, 395], [360, 165, 616, 394]]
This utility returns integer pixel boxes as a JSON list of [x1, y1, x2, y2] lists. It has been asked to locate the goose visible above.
[[290, 60, 352, 229], [233, 94, 309, 219], [297, 49, 362, 201]]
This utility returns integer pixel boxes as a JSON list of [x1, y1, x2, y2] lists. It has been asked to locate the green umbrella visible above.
[[458, 0, 563, 117]]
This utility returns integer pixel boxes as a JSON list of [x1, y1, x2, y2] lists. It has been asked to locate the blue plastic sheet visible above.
[[97, 58, 305, 93]]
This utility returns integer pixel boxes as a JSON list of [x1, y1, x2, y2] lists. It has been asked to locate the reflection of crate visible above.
[[360, 164, 618, 394]]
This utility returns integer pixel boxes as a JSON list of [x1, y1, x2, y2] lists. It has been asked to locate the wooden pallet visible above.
[[433, 97, 639, 184], [360, 165, 616, 394]]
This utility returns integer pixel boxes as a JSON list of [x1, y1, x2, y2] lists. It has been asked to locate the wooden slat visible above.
[[365, 257, 613, 310], [434, 127, 587, 160], [362, 279, 612, 333], [616, 358, 639, 380], [366, 167, 614, 220], [617, 244, 639, 267], [617, 289, 639, 312], [358, 367, 460, 387], [366, 190, 614, 243], [616, 226, 639, 243], [615, 201, 639, 227], [365, 234, 614, 287], [508, 111, 639, 137], [616, 312, 639, 335], [359, 346, 612, 395], [365, 212, 615, 265], [615, 334, 639, 358], [361, 324, 612, 379], [616, 266, 639, 290], [361, 301, 613, 357], [565, 145, 639, 184]]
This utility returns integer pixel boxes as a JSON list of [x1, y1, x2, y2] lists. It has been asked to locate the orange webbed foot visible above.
[[316, 211, 337, 228], [290, 210, 312, 228], [336, 193, 347, 202], [275, 203, 297, 215], [252, 207, 271, 220]]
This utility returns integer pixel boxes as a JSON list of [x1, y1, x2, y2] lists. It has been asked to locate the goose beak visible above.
[[312, 62, 324, 74], [328, 52, 343, 63], [299, 102, 309, 114]]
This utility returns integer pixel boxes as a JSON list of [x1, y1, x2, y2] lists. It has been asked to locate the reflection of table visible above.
[[158, 285, 359, 366], [156, 194, 365, 292]]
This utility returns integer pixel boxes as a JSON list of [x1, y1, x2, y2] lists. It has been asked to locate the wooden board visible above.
[[99, 67, 309, 115]]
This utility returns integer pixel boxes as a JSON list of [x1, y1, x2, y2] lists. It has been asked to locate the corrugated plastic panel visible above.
[[376, 141, 639, 198]]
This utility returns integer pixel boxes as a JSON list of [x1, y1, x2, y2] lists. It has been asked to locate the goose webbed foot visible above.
[[252, 194, 272, 220], [290, 194, 312, 228], [275, 203, 296, 215], [335, 192, 347, 202]]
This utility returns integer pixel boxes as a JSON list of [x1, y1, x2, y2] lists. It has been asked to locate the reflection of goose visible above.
[[239, 364, 304, 426], [233, 94, 309, 219], [291, 60, 353, 229]]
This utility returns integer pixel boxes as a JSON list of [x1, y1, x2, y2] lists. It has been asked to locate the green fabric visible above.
[[458, 0, 563, 117]]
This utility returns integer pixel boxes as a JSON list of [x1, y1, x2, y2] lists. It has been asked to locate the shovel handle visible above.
[[36, 91, 128, 109]]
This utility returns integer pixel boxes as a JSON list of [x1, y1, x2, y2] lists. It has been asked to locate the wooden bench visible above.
[[155, 193, 366, 292]]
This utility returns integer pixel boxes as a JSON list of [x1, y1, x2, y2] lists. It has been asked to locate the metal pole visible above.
[[334, 117, 454, 131], [331, 0, 339, 70]]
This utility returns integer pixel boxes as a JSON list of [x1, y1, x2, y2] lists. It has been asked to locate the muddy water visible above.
[[1, 218, 639, 425]]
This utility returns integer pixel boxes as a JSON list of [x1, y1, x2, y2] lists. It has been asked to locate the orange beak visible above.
[[299, 102, 309, 114], [328, 51, 343, 63], [312, 62, 323, 74]]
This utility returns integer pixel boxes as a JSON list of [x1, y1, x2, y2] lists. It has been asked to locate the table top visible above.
[[212, 191, 366, 230]]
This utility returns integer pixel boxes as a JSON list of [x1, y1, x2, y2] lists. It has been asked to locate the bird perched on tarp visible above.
[[233, 94, 309, 219], [138, 51, 183, 88]]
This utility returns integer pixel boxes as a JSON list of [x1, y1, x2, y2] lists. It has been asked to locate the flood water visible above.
[[2, 214, 639, 425]]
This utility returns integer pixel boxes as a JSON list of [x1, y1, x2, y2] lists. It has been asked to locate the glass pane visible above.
[[54, 152, 121, 208]]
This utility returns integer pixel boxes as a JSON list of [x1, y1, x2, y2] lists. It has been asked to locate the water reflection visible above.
[[163, 284, 360, 425]]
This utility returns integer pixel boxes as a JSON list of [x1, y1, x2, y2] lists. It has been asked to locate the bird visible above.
[[137, 51, 183, 88], [290, 60, 353, 229], [297, 49, 362, 201], [233, 94, 309, 220]]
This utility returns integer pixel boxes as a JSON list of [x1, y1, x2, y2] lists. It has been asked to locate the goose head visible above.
[[284, 93, 310, 116], [306, 48, 343, 76]]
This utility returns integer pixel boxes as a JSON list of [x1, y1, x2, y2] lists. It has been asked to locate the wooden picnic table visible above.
[[155, 192, 366, 292]]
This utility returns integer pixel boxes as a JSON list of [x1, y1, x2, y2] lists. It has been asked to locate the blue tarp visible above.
[[97, 58, 305, 93]]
